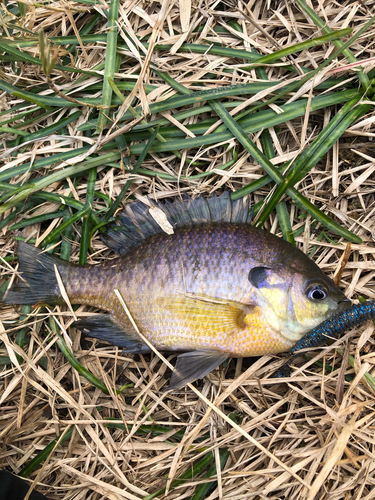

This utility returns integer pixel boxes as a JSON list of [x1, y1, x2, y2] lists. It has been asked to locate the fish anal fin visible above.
[[167, 350, 229, 390], [74, 314, 150, 354]]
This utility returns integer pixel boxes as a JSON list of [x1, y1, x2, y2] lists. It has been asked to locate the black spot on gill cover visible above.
[[102, 192, 253, 255], [248, 267, 272, 289]]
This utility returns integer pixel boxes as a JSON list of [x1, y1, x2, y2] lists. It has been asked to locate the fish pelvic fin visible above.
[[74, 314, 150, 353], [167, 350, 229, 390], [1, 241, 70, 306], [102, 192, 253, 255]]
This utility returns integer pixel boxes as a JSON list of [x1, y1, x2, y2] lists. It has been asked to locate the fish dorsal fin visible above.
[[102, 192, 252, 255]]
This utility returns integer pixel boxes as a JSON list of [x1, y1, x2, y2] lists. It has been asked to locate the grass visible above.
[[1, 0, 375, 499]]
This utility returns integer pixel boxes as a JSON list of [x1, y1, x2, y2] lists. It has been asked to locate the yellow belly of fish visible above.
[[117, 299, 296, 356], [71, 282, 296, 356]]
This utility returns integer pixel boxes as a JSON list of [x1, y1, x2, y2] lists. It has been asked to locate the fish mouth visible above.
[[337, 299, 352, 312]]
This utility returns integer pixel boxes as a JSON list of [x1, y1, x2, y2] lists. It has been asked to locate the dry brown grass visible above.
[[1, 0, 375, 499]]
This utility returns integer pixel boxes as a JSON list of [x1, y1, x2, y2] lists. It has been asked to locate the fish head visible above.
[[248, 262, 349, 341]]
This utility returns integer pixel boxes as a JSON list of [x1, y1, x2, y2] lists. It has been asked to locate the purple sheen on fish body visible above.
[[1, 194, 348, 389], [61, 223, 347, 355]]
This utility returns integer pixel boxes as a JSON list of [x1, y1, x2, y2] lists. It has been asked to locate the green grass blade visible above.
[[103, 127, 159, 222], [276, 202, 296, 246], [79, 167, 97, 264], [82, 85, 360, 135], [154, 67, 351, 245], [127, 101, 240, 132], [245, 15, 375, 116], [249, 28, 352, 66], [34, 193, 100, 226], [105, 420, 186, 440], [97, 0, 120, 131], [54, 329, 111, 394], [143, 452, 215, 500], [295, 0, 371, 92], [126, 89, 359, 147], [0, 40, 46, 67], [0, 80, 98, 108], [337, 348, 375, 392], [189, 448, 230, 500], [11, 90, 53, 110], [209, 100, 362, 243], [7, 110, 81, 147], [43, 205, 91, 246], [260, 129, 275, 160], [0, 40, 99, 76], [0, 145, 94, 182], [123, 81, 281, 119], [0, 356, 11, 366], [0, 125, 28, 136], [2, 33, 367, 90], [18, 427, 74, 478], [15, 306, 31, 364], [0, 106, 41, 128], [10, 211, 63, 231], [60, 206, 74, 261], [0, 152, 121, 215], [115, 133, 130, 170], [128, 90, 353, 148], [108, 77, 188, 163], [256, 101, 371, 225], [0, 200, 35, 231]]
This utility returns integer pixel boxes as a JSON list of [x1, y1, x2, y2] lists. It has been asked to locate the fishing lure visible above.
[[277, 300, 375, 376]]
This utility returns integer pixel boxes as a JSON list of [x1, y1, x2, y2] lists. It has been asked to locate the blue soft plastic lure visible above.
[[277, 300, 375, 376]]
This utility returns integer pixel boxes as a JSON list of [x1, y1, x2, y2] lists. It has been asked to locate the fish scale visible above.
[[2, 193, 349, 389], [62, 223, 343, 356]]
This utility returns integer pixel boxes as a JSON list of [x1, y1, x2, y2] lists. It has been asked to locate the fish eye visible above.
[[306, 284, 328, 301]]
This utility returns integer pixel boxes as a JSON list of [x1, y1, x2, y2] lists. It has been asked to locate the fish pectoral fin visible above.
[[162, 294, 256, 330], [74, 314, 150, 353], [167, 350, 230, 391]]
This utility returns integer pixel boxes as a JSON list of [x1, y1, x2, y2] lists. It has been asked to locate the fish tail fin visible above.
[[1, 241, 71, 306]]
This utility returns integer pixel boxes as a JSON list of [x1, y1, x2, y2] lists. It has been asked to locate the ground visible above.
[[1, 1, 375, 499]]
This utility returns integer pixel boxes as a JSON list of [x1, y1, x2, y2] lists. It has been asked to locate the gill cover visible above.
[[249, 266, 283, 288], [249, 264, 345, 342]]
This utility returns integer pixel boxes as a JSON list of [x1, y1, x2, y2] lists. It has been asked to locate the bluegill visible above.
[[2, 193, 349, 389]]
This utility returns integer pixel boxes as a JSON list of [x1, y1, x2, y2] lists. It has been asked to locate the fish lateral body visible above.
[[2, 194, 348, 389]]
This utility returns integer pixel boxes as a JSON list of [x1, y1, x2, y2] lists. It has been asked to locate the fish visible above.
[[1, 193, 349, 390]]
